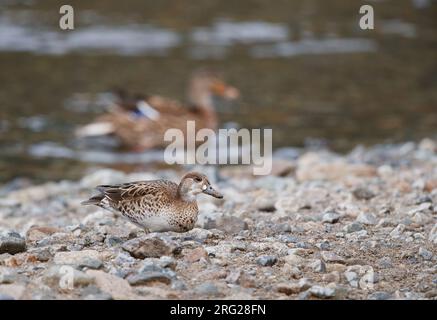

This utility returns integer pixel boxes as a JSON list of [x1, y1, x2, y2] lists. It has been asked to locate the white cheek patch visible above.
[[202, 185, 207, 190]]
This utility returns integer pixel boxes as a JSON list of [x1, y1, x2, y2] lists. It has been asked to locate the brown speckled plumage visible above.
[[82, 172, 223, 233]]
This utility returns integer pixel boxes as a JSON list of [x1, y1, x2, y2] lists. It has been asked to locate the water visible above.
[[0, 0, 436, 182]]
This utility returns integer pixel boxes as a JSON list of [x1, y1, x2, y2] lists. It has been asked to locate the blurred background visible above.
[[0, 0, 436, 183]]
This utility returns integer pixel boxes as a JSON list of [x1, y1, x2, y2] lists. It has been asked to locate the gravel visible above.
[[0, 139, 436, 299]]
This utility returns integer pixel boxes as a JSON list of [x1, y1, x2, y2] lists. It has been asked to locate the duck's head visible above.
[[188, 70, 240, 107], [178, 171, 223, 202]]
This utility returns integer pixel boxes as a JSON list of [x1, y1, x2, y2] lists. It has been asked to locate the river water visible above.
[[0, 0, 436, 182]]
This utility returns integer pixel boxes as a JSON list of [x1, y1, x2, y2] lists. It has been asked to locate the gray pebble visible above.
[[256, 255, 278, 266]]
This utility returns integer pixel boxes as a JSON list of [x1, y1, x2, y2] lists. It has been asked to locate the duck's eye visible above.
[[194, 177, 202, 182]]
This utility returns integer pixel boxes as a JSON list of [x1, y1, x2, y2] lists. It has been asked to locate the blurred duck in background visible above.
[[75, 70, 240, 151]]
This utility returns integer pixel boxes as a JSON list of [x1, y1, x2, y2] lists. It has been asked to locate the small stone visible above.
[[31, 247, 52, 262], [25, 226, 61, 243], [278, 235, 300, 243], [185, 228, 213, 243], [53, 250, 103, 269], [320, 251, 345, 264], [418, 247, 433, 260], [283, 254, 305, 266], [86, 270, 138, 300], [408, 202, 432, 216], [0, 284, 25, 300], [194, 282, 220, 296], [429, 223, 437, 244], [183, 247, 208, 263], [225, 270, 242, 284], [343, 222, 364, 233], [390, 224, 405, 239], [308, 259, 326, 273], [277, 278, 312, 295], [344, 271, 359, 287], [0, 267, 17, 284], [378, 256, 393, 269], [424, 289, 437, 298], [105, 236, 123, 247], [81, 286, 113, 300], [322, 271, 341, 283], [122, 237, 178, 259], [352, 187, 375, 200], [171, 280, 187, 291], [322, 212, 340, 224], [316, 241, 331, 251], [368, 291, 392, 300], [416, 195, 432, 205], [158, 256, 177, 270], [356, 212, 377, 225], [308, 285, 335, 298], [127, 272, 172, 286], [256, 255, 278, 266], [0, 231, 26, 255]]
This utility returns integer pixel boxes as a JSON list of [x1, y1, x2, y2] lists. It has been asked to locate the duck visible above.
[[75, 70, 240, 150], [81, 171, 223, 233]]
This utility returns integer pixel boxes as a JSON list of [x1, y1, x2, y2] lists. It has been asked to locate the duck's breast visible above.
[[138, 213, 174, 232]]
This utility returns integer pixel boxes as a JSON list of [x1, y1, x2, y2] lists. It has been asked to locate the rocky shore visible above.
[[0, 139, 436, 300]]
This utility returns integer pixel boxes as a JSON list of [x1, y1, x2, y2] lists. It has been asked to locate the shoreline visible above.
[[0, 138, 436, 300]]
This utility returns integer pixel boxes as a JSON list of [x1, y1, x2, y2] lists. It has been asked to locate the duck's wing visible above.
[[96, 180, 178, 204], [147, 95, 188, 115]]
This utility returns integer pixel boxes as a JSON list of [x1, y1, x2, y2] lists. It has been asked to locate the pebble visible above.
[[158, 256, 177, 270], [1, 142, 437, 300], [256, 255, 278, 267], [194, 282, 220, 297], [344, 271, 359, 287], [26, 226, 61, 243], [283, 254, 305, 266], [353, 188, 375, 200], [378, 256, 393, 269], [0, 284, 26, 300], [322, 212, 340, 224], [356, 212, 378, 225], [390, 224, 406, 239], [308, 285, 336, 298], [429, 223, 437, 244], [308, 259, 326, 273], [343, 222, 364, 233], [320, 251, 345, 264], [53, 250, 103, 269], [277, 278, 312, 295], [418, 247, 433, 260], [183, 247, 208, 263], [0, 231, 26, 255], [122, 237, 178, 259], [86, 270, 138, 299], [127, 272, 172, 286], [368, 291, 392, 300], [0, 267, 17, 284]]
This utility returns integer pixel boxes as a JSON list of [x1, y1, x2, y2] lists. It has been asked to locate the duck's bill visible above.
[[203, 185, 223, 199]]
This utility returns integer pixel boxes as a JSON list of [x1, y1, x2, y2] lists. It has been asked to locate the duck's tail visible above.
[[81, 195, 104, 206], [75, 122, 115, 137]]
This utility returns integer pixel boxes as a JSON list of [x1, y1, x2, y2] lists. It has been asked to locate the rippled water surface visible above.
[[0, 0, 436, 182]]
